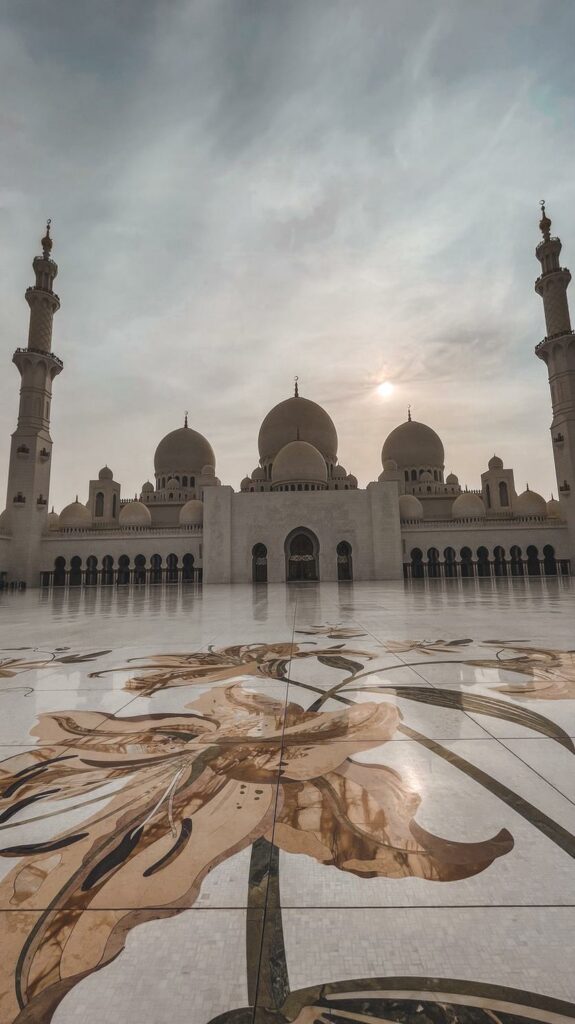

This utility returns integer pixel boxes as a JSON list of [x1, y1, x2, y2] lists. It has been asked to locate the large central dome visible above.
[[258, 395, 338, 462], [382, 418, 444, 469], [154, 425, 215, 475]]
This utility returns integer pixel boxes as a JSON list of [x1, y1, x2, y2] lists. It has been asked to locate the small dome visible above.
[[202, 464, 215, 477], [141, 480, 154, 493], [347, 474, 358, 487], [252, 467, 266, 481], [420, 470, 433, 482], [333, 464, 348, 479], [259, 395, 338, 462], [271, 440, 328, 485], [166, 477, 179, 490], [0, 508, 11, 533], [382, 418, 444, 470], [399, 494, 424, 520], [488, 454, 504, 471], [452, 492, 486, 519], [514, 488, 547, 517], [382, 458, 398, 472], [154, 425, 215, 476], [546, 497, 561, 518], [179, 499, 204, 525], [47, 509, 60, 531], [60, 500, 91, 528], [119, 501, 152, 527], [98, 466, 113, 480], [240, 476, 252, 490], [446, 472, 459, 484]]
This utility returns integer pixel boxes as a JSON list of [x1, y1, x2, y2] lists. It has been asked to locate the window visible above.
[[95, 491, 104, 517], [499, 481, 509, 506]]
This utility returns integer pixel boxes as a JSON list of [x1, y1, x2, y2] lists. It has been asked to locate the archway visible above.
[[150, 554, 163, 584], [427, 547, 440, 579], [182, 553, 195, 582], [443, 547, 457, 578], [477, 546, 490, 578], [117, 555, 130, 585], [134, 554, 146, 585], [69, 556, 83, 587], [493, 546, 507, 577], [166, 553, 179, 584], [526, 545, 540, 576], [53, 556, 66, 587], [252, 543, 268, 583], [336, 540, 352, 581], [460, 547, 474, 578], [410, 548, 424, 579], [285, 528, 319, 582], [510, 545, 524, 577], [85, 556, 98, 586], [102, 556, 114, 586], [543, 544, 557, 575]]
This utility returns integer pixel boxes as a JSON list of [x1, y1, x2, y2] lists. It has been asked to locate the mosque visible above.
[[1, 205, 574, 587]]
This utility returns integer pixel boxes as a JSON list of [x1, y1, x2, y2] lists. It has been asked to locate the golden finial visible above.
[[184, 411, 188, 428], [41, 218, 53, 257], [407, 404, 412, 422], [539, 200, 551, 241], [294, 375, 299, 398]]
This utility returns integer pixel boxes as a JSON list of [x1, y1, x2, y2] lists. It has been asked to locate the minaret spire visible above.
[[294, 376, 299, 398], [4, 222, 64, 583]]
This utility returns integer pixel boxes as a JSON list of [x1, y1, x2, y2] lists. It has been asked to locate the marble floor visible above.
[[0, 578, 574, 1024]]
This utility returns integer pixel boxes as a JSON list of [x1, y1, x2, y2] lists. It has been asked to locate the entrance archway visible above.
[[285, 528, 319, 582], [336, 541, 352, 581], [252, 543, 268, 583]]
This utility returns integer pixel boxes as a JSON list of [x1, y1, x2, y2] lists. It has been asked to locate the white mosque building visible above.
[[1, 205, 574, 587]]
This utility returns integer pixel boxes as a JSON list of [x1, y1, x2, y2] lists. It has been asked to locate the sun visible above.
[[376, 381, 394, 399]]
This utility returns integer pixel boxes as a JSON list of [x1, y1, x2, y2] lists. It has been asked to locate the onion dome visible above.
[[258, 394, 338, 462], [252, 467, 266, 481], [179, 499, 204, 525], [154, 421, 215, 476], [47, 508, 60, 531], [271, 440, 328, 486], [240, 476, 252, 491], [514, 487, 547, 517], [347, 474, 358, 488], [399, 494, 424, 520], [546, 496, 561, 518], [446, 472, 459, 484], [382, 417, 444, 470], [119, 501, 152, 527], [420, 470, 433, 482], [0, 508, 11, 533], [452, 492, 486, 519], [59, 500, 91, 528], [98, 466, 113, 480], [488, 454, 504, 471], [141, 481, 154, 493]]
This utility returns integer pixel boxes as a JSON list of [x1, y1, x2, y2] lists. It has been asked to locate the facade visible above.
[[1, 205, 574, 587]]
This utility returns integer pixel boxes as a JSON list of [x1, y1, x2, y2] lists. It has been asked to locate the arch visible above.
[[102, 555, 114, 586], [53, 556, 66, 587], [427, 547, 440, 579], [252, 543, 268, 583], [69, 556, 83, 587], [485, 483, 491, 509], [134, 554, 147, 585], [410, 547, 424, 579], [150, 553, 163, 585], [493, 545, 507, 577], [112, 493, 118, 518], [166, 553, 179, 583], [85, 555, 98, 586], [182, 475, 188, 487], [510, 545, 524, 577], [499, 481, 509, 506], [404, 470, 409, 481], [410, 469, 417, 481], [336, 540, 353, 582], [95, 491, 104, 517], [117, 555, 130, 585], [443, 546, 457, 579], [526, 544, 540, 576], [543, 544, 557, 576], [285, 527, 319, 582], [476, 546, 490, 578], [182, 553, 195, 582], [460, 546, 474, 578]]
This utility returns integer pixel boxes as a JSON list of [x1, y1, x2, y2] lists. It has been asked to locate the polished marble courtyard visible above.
[[0, 579, 574, 1024]]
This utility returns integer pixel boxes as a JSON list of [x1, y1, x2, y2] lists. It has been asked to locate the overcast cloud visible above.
[[1, 0, 574, 509]]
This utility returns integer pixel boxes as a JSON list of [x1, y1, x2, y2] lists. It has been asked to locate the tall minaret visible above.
[[535, 202, 575, 562], [4, 221, 63, 583]]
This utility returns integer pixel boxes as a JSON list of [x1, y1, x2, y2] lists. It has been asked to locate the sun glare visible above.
[[376, 381, 394, 399]]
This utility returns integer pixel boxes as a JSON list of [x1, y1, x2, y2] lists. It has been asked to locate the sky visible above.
[[1, 0, 575, 510]]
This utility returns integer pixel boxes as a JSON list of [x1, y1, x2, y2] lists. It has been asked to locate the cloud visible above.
[[0, 0, 574, 510]]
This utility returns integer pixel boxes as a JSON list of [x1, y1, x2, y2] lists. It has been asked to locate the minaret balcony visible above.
[[36, 496, 47, 506], [559, 481, 571, 493], [39, 447, 51, 460], [13, 347, 64, 369], [535, 329, 575, 353], [16, 444, 30, 457], [553, 432, 565, 445], [12, 494, 26, 504]]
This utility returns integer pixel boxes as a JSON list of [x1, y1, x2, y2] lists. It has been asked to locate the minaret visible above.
[[4, 221, 63, 583], [534, 202, 575, 561]]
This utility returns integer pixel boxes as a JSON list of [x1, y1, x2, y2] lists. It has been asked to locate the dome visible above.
[[420, 470, 433, 482], [154, 425, 215, 475], [514, 488, 547, 517], [141, 480, 154, 493], [452, 492, 486, 519], [241, 476, 252, 491], [60, 500, 91, 528], [547, 497, 561, 518], [446, 472, 459, 484], [399, 494, 424, 520], [271, 440, 328, 485], [382, 418, 444, 469], [258, 395, 338, 462], [166, 477, 179, 490], [252, 467, 266, 481], [382, 458, 398, 472], [488, 454, 504, 471], [0, 508, 11, 533], [119, 501, 152, 527], [47, 509, 60, 531], [179, 499, 204, 525], [98, 466, 113, 480]]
